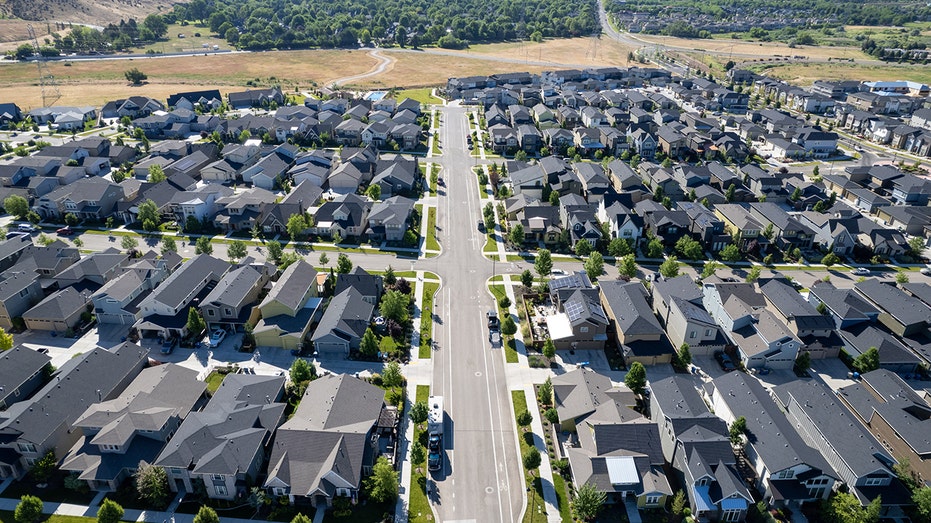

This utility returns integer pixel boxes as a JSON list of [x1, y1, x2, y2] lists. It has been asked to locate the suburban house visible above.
[[855, 279, 931, 337], [312, 193, 373, 240], [134, 254, 229, 339], [0, 343, 149, 480], [264, 374, 389, 507], [806, 282, 880, 330], [199, 265, 270, 333], [550, 369, 637, 432], [759, 280, 837, 359], [837, 369, 931, 486], [0, 272, 43, 330], [92, 256, 173, 326], [311, 287, 375, 358], [774, 379, 908, 509], [366, 196, 415, 243], [33, 178, 125, 221], [599, 280, 672, 365], [709, 372, 838, 509], [545, 272, 610, 351], [650, 376, 752, 522], [156, 374, 286, 500], [0, 347, 51, 411], [22, 287, 91, 333], [59, 364, 206, 492], [651, 275, 725, 356], [251, 261, 321, 351], [227, 88, 285, 109]]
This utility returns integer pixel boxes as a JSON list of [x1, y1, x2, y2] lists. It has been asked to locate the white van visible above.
[[17, 224, 37, 233]]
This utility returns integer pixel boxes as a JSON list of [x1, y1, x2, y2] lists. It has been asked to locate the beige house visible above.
[[22, 287, 89, 333], [251, 261, 321, 350]]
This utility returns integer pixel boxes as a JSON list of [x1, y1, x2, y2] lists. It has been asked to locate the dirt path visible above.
[[329, 49, 396, 87]]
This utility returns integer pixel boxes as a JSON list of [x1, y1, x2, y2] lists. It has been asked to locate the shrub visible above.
[[516, 410, 532, 426]]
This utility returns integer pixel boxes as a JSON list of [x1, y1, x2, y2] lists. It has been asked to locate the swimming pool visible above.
[[365, 91, 388, 101]]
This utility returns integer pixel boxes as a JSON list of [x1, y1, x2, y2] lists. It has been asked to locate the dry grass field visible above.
[[358, 50, 551, 89], [750, 61, 931, 87], [446, 37, 638, 68], [634, 33, 874, 61]]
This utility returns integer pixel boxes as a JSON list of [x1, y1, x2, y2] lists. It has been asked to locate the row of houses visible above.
[[0, 342, 396, 508]]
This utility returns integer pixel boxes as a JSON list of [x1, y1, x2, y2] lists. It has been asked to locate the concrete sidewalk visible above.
[[0, 496, 283, 523], [523, 384, 564, 523]]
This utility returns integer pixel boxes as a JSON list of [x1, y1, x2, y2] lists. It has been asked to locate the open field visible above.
[[634, 33, 874, 61], [352, 49, 551, 89], [750, 61, 931, 87], [444, 36, 638, 68]]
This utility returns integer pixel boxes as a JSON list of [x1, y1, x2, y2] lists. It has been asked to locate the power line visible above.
[[28, 24, 61, 107]]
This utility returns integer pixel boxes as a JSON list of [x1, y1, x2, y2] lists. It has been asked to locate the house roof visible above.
[[759, 280, 834, 331], [552, 369, 635, 424], [649, 375, 716, 422], [855, 279, 930, 328], [333, 267, 383, 300], [652, 275, 702, 307], [838, 323, 921, 364], [808, 283, 879, 322], [22, 286, 87, 321], [202, 265, 263, 309], [155, 374, 285, 475], [260, 260, 317, 314], [0, 343, 148, 452], [265, 374, 384, 495], [712, 372, 833, 476], [149, 254, 229, 310], [311, 287, 374, 344], [599, 281, 662, 337], [0, 347, 51, 407]]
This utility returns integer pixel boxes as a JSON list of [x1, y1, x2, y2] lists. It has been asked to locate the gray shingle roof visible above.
[[855, 279, 930, 328], [149, 254, 229, 310], [599, 281, 662, 336], [260, 260, 317, 314], [202, 265, 263, 309], [311, 287, 374, 344], [0, 347, 51, 407]]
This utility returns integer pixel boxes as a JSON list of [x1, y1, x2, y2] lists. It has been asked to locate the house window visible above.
[[580, 326, 589, 333], [25, 458, 37, 467], [17, 443, 36, 454], [705, 329, 713, 337], [19, 289, 29, 298], [336, 488, 351, 498], [212, 474, 224, 481], [645, 495, 661, 505], [622, 230, 631, 237], [215, 485, 227, 496], [722, 509, 742, 522], [775, 469, 794, 479], [206, 310, 215, 317], [224, 308, 233, 317], [272, 487, 286, 497], [864, 477, 884, 486], [689, 331, 696, 339]]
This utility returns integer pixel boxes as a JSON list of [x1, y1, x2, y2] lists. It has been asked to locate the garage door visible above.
[[96, 312, 134, 325]]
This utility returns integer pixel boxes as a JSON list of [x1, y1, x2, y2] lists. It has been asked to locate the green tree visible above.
[[584, 251, 604, 280], [521, 269, 534, 289], [790, 187, 802, 202], [678, 343, 692, 366], [572, 482, 607, 521], [147, 165, 166, 183], [725, 184, 736, 202], [366, 184, 381, 201], [228, 240, 247, 262], [289, 358, 315, 385], [365, 456, 398, 503], [193, 506, 219, 523], [195, 236, 213, 255], [160, 235, 177, 255], [523, 447, 541, 470], [0, 326, 14, 351], [538, 376, 553, 405], [185, 215, 202, 233], [675, 236, 704, 260], [671, 489, 687, 517], [14, 44, 35, 61], [124, 67, 147, 84], [824, 491, 880, 523], [729, 416, 747, 446], [854, 347, 880, 373], [761, 223, 774, 240], [410, 401, 429, 426], [3, 195, 29, 219], [659, 256, 680, 278], [908, 236, 926, 258], [509, 223, 524, 245], [821, 252, 841, 266], [796, 351, 811, 372], [97, 499, 124, 523], [914, 487, 931, 522], [543, 339, 556, 360], [186, 307, 206, 336], [701, 261, 721, 279], [534, 249, 553, 280], [608, 237, 632, 257], [410, 441, 426, 466], [500, 315, 517, 336], [382, 362, 403, 388], [137, 199, 160, 231], [646, 238, 665, 258], [380, 290, 410, 323], [575, 240, 592, 257], [31, 451, 57, 482], [14, 495, 43, 523], [624, 361, 647, 395], [896, 272, 910, 285], [619, 254, 638, 278], [286, 213, 307, 240], [134, 461, 169, 508], [720, 244, 741, 262], [746, 265, 762, 283], [121, 235, 138, 252], [336, 253, 353, 274], [267, 240, 283, 263]]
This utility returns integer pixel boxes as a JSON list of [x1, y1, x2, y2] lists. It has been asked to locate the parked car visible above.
[[207, 328, 227, 347], [921, 267, 931, 275], [161, 337, 177, 354], [477, 220, 485, 232], [550, 268, 566, 276], [17, 224, 37, 233], [6, 231, 30, 240], [486, 310, 499, 330], [56, 226, 74, 235], [852, 267, 870, 276], [715, 351, 737, 372]]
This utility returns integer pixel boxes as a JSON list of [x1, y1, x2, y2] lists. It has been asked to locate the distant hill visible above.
[[0, 0, 183, 26]]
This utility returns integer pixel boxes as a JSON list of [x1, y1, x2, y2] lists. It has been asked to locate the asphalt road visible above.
[[427, 103, 524, 523]]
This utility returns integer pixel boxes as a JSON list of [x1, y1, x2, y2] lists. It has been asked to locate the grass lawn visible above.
[[321, 502, 394, 523], [552, 474, 572, 523], [409, 384, 432, 523], [419, 281, 439, 359], [490, 284, 520, 363], [430, 135, 441, 155], [205, 370, 226, 394], [483, 234, 498, 253], [432, 110, 440, 129], [426, 208, 440, 252], [0, 512, 95, 523], [511, 391, 548, 523], [396, 88, 442, 106], [379, 335, 403, 356]]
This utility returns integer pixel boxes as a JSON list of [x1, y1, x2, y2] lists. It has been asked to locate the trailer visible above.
[[427, 395, 444, 471]]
